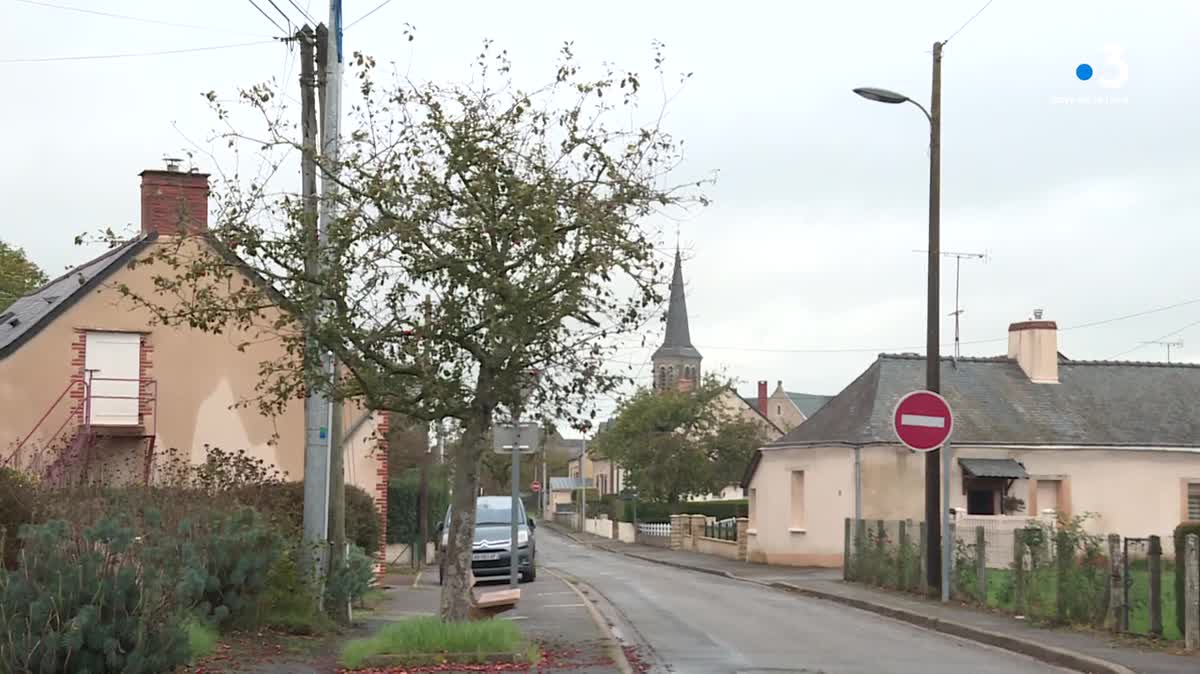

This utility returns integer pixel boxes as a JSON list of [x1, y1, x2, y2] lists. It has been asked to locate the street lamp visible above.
[[854, 41, 944, 597]]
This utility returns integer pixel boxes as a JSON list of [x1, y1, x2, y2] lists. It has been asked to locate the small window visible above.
[[1189, 483, 1200, 520], [790, 471, 805, 529], [777, 404, 781, 415]]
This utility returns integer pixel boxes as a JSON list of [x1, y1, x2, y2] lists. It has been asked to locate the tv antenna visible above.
[[1142, 340, 1183, 363], [914, 249, 989, 361]]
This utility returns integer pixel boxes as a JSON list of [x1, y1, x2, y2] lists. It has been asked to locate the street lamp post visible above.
[[854, 40, 944, 596]]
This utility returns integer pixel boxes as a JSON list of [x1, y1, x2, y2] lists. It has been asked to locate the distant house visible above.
[[743, 316, 1200, 567], [0, 163, 389, 563], [741, 381, 833, 432]]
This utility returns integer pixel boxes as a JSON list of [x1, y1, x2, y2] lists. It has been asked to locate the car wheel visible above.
[[521, 561, 536, 583]]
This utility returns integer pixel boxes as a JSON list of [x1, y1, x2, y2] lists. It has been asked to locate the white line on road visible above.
[[537, 591, 577, 596], [543, 603, 587, 608], [900, 414, 945, 428]]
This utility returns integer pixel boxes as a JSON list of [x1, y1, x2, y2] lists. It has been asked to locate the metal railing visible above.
[[704, 518, 737, 542]]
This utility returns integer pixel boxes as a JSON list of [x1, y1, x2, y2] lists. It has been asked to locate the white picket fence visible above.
[[637, 522, 671, 538]]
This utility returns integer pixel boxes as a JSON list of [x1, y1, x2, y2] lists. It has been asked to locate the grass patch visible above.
[[259, 604, 337, 635], [339, 617, 536, 670], [186, 620, 219, 660], [355, 589, 388, 611]]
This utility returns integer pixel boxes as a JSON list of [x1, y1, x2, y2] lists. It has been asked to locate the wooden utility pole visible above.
[[417, 297, 434, 568], [924, 39, 944, 595], [297, 25, 329, 606]]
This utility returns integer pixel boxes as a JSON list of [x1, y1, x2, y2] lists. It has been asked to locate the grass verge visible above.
[[339, 617, 537, 670]]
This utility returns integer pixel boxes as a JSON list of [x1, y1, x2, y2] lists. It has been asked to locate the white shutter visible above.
[[85, 331, 141, 426]]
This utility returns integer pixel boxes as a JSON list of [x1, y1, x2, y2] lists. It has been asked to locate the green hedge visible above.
[[387, 466, 450, 545], [613, 499, 748, 523], [1174, 522, 1200, 637], [238, 481, 381, 554], [0, 468, 38, 569]]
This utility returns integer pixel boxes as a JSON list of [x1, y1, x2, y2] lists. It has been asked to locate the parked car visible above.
[[437, 495, 537, 584]]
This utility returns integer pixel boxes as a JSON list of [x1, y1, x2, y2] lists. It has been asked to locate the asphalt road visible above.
[[539, 528, 1062, 674]]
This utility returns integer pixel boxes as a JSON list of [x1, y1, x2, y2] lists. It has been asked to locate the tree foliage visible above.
[[0, 240, 48, 312], [593, 375, 768, 503], [105, 41, 703, 621]]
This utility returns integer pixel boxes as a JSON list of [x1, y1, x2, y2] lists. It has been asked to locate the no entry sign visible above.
[[892, 390, 954, 452], [530, 480, 541, 493]]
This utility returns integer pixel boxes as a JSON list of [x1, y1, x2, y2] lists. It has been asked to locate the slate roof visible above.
[[652, 249, 701, 361], [744, 353, 1200, 486], [786, 392, 834, 418], [0, 235, 153, 359], [959, 458, 1028, 479]]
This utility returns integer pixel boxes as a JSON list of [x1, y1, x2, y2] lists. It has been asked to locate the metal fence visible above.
[[845, 517, 1197, 642], [704, 518, 737, 542]]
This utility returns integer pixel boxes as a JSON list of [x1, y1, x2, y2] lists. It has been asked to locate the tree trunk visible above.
[[440, 403, 491, 622]]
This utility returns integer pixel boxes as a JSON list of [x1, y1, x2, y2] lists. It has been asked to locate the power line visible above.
[[0, 40, 276, 64], [12, 0, 273, 37], [345, 0, 395, 30], [286, 0, 316, 24], [247, 0, 286, 33], [693, 296, 1200, 355], [1108, 318, 1200, 360], [264, 0, 294, 31], [945, 0, 997, 44]]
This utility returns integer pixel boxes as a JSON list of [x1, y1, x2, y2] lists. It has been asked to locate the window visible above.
[[1036, 480, 1060, 516], [777, 404, 781, 415], [1189, 483, 1200, 521], [85, 331, 141, 426], [790, 471, 805, 530], [597, 474, 607, 496]]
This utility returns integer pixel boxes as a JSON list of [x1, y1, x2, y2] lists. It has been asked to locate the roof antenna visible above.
[[915, 249, 989, 366]]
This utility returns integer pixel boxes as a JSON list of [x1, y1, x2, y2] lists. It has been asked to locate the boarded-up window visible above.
[[1189, 483, 1200, 521], [85, 331, 140, 426], [790, 471, 805, 529], [1036, 480, 1060, 515]]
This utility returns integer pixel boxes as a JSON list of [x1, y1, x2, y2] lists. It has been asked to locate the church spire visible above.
[[652, 248, 702, 392]]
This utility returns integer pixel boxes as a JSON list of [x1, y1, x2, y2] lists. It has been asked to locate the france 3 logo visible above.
[[1053, 44, 1129, 106]]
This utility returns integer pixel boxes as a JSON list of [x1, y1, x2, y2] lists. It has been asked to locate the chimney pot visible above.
[[1033, 308, 1044, 320]]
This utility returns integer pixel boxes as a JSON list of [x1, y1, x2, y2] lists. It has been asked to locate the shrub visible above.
[[236, 481, 381, 554], [0, 517, 192, 674], [325, 545, 376, 613], [0, 467, 38, 569], [1174, 522, 1200, 637], [614, 499, 748, 522], [178, 506, 283, 626], [253, 543, 333, 635]]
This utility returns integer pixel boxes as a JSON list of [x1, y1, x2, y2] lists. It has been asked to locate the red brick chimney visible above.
[[757, 380, 768, 417], [140, 158, 209, 236]]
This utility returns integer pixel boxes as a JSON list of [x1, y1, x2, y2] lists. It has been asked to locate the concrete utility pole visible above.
[[297, 24, 330, 603], [853, 39, 944, 594]]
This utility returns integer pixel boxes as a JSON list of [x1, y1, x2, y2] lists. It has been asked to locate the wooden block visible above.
[[469, 587, 520, 620]]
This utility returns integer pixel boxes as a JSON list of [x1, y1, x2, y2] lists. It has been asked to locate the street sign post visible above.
[[892, 390, 955, 602], [530, 480, 541, 493], [892, 390, 953, 452]]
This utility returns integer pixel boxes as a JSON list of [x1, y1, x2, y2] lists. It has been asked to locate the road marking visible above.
[[900, 413, 945, 428], [543, 603, 587, 608], [537, 591, 576, 596], [412, 569, 423, 588], [502, 615, 528, 621]]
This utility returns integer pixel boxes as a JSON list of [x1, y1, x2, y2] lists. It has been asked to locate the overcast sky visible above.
[[4, 0, 1199, 426]]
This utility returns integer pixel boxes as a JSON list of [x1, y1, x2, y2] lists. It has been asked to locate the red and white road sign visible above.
[[530, 480, 541, 493], [892, 390, 954, 452]]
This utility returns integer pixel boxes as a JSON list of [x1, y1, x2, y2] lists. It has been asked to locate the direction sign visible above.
[[892, 390, 953, 452], [530, 480, 541, 493]]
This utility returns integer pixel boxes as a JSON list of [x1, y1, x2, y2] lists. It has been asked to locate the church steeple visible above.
[[652, 248, 702, 392]]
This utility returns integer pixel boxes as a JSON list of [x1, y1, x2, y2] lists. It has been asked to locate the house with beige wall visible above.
[[0, 163, 389, 560], [742, 316, 1200, 568]]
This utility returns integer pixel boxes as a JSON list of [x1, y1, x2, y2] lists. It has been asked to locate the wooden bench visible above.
[[467, 570, 520, 620]]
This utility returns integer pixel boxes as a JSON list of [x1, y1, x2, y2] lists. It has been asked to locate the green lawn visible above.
[[339, 616, 538, 670], [957, 565, 1180, 641]]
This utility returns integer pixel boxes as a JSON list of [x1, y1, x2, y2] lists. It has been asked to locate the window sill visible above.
[[788, 528, 807, 534], [746, 528, 758, 535]]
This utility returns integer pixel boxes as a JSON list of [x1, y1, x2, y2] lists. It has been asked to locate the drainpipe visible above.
[[853, 446, 862, 522]]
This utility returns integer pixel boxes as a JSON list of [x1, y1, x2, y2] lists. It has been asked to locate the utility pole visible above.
[[417, 297, 433, 568], [914, 250, 987, 360], [1143, 340, 1184, 363], [315, 22, 347, 623], [297, 24, 330, 605], [924, 40, 944, 595]]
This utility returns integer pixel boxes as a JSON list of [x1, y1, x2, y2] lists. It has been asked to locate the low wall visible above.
[[617, 521, 636, 543], [696, 535, 739, 560], [584, 516, 614, 539], [637, 532, 671, 548]]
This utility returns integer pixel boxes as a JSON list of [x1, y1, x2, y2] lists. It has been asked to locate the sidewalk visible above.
[[546, 522, 1199, 674]]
